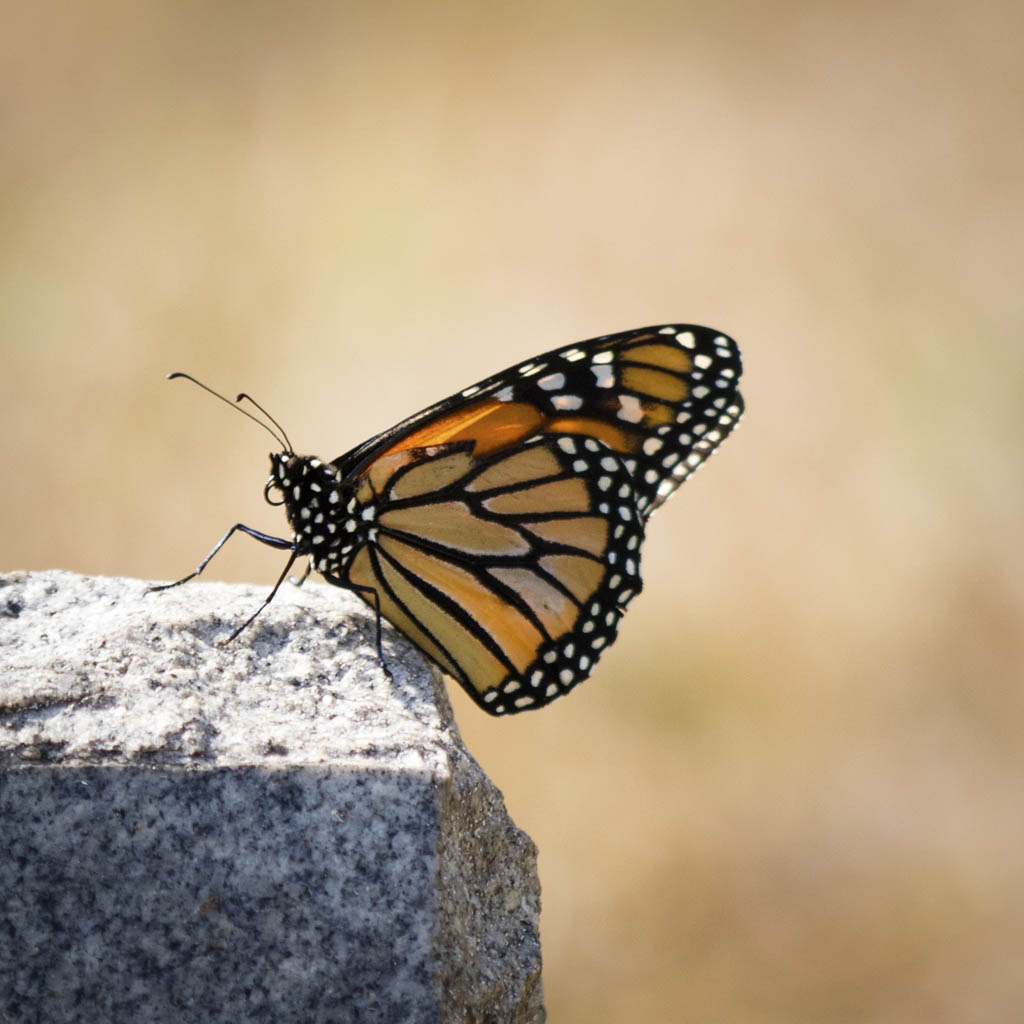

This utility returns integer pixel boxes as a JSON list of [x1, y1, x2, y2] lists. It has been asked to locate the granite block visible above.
[[0, 570, 544, 1023]]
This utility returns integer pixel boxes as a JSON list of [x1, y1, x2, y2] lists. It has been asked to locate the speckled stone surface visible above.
[[0, 570, 544, 1023]]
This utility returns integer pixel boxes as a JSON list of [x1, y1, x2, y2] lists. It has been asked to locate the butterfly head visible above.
[[265, 452, 299, 507], [266, 453, 340, 518], [266, 452, 364, 569]]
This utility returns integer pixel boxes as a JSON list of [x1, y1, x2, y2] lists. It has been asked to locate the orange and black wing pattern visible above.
[[324, 324, 743, 714]]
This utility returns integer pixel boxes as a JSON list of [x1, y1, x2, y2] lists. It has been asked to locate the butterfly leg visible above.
[[318, 571, 390, 674], [351, 584, 387, 669], [147, 524, 294, 593], [331, 580, 388, 674], [368, 589, 386, 670], [224, 549, 303, 642]]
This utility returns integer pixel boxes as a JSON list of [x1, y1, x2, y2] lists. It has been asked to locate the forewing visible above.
[[333, 324, 743, 520]]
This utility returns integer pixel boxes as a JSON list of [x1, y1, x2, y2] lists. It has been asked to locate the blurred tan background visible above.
[[4, 0, 1023, 1019]]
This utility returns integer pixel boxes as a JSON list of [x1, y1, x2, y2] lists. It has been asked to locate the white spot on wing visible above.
[[552, 394, 583, 410], [617, 394, 644, 423]]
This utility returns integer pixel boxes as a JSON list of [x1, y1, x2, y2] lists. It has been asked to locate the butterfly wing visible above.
[[341, 434, 644, 713], [334, 324, 743, 520], [333, 324, 743, 714]]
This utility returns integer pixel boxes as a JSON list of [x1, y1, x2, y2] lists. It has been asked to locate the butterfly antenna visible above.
[[235, 392, 294, 454], [166, 372, 290, 451]]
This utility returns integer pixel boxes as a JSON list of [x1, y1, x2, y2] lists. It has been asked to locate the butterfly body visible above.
[[160, 325, 743, 715]]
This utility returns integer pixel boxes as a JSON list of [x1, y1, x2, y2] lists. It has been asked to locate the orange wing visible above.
[[343, 434, 644, 713]]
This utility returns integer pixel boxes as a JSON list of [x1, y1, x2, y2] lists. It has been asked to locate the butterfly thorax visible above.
[[267, 453, 371, 577]]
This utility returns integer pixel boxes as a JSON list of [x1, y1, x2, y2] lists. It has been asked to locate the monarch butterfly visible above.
[[154, 325, 743, 714]]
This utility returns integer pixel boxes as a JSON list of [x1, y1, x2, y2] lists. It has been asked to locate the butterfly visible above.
[[154, 324, 743, 714]]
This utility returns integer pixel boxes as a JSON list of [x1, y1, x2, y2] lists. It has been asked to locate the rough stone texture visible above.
[[0, 570, 544, 1024]]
